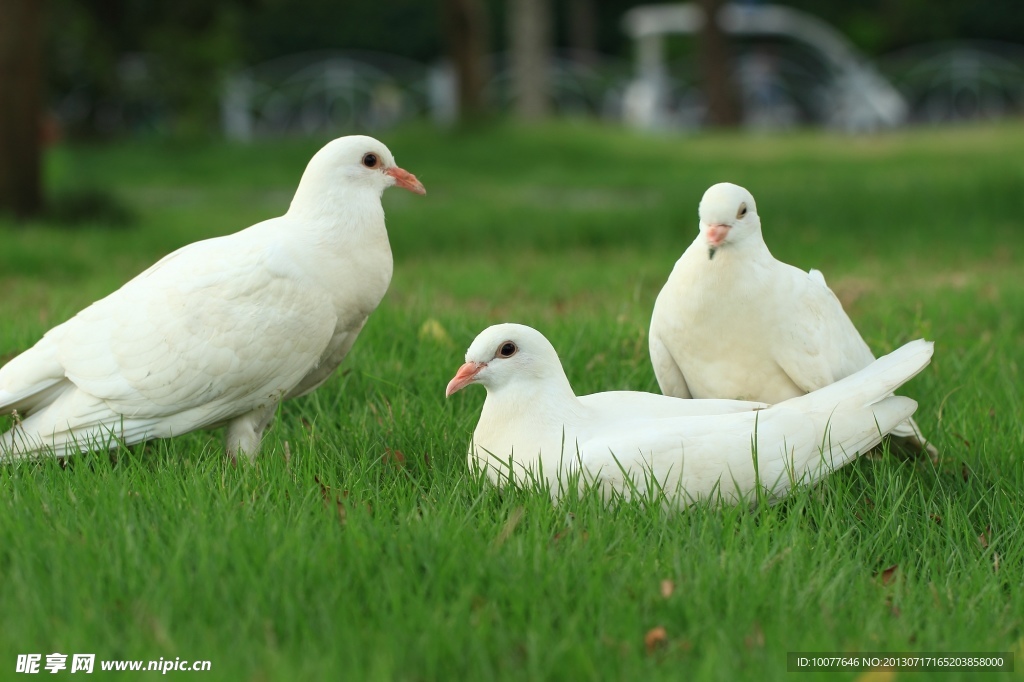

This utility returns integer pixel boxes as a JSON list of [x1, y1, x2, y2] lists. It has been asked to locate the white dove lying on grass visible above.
[[445, 323, 933, 507], [0, 135, 425, 461], [649, 182, 936, 456]]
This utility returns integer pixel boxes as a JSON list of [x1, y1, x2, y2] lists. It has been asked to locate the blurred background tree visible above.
[[0, 0, 45, 218], [49, 0, 252, 137], [696, 0, 741, 127], [509, 0, 554, 121], [566, 0, 598, 59], [442, 0, 491, 122]]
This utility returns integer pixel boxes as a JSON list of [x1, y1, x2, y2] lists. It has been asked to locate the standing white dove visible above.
[[0, 135, 425, 461], [649, 182, 934, 455], [445, 323, 932, 507]]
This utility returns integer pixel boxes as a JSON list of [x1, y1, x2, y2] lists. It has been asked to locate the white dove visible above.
[[649, 182, 935, 455], [0, 135, 425, 461], [445, 323, 932, 507]]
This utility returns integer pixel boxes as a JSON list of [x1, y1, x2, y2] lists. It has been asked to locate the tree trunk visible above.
[[697, 0, 741, 127], [566, 0, 597, 66], [508, 0, 551, 121], [0, 0, 45, 218], [441, 0, 490, 122]]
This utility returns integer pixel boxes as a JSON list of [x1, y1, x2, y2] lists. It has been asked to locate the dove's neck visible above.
[[473, 374, 587, 479], [487, 371, 581, 416], [280, 181, 393, 321], [687, 230, 773, 282], [287, 180, 389, 247]]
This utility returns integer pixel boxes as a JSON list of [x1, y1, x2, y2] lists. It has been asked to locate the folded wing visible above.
[[1, 232, 336, 457]]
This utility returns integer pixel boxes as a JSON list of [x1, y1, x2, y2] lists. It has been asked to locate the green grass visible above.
[[1, 121, 1022, 681]]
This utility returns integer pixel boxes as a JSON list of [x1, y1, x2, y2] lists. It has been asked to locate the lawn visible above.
[[0, 122, 1021, 681]]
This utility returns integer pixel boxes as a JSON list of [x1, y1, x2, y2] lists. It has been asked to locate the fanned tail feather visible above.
[[789, 339, 934, 414], [783, 340, 933, 476]]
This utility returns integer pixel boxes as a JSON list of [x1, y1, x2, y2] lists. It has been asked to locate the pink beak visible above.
[[386, 166, 426, 195], [706, 223, 731, 248], [446, 361, 485, 397]]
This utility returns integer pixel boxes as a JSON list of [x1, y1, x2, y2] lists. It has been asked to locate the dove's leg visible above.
[[225, 403, 278, 462], [649, 335, 693, 399]]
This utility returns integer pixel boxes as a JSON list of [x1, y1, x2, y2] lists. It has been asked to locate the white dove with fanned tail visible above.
[[446, 323, 933, 507], [649, 182, 935, 456], [1, 135, 425, 461]]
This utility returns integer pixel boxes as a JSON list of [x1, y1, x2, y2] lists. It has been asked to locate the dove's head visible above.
[[292, 135, 425, 211], [697, 182, 760, 260], [446, 323, 568, 398]]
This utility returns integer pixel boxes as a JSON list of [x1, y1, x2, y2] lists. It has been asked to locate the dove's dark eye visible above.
[[497, 342, 518, 358], [737, 203, 748, 219], [362, 153, 379, 168]]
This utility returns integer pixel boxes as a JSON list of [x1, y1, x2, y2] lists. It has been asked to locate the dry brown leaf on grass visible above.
[[978, 525, 991, 549], [660, 579, 675, 599], [314, 475, 331, 504], [873, 564, 902, 618], [875, 564, 899, 586], [383, 448, 406, 467], [644, 626, 668, 654]]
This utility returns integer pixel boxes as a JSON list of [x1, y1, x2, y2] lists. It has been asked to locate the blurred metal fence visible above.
[[218, 49, 634, 139], [50, 31, 1024, 137], [219, 51, 431, 140], [878, 41, 1024, 124]]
